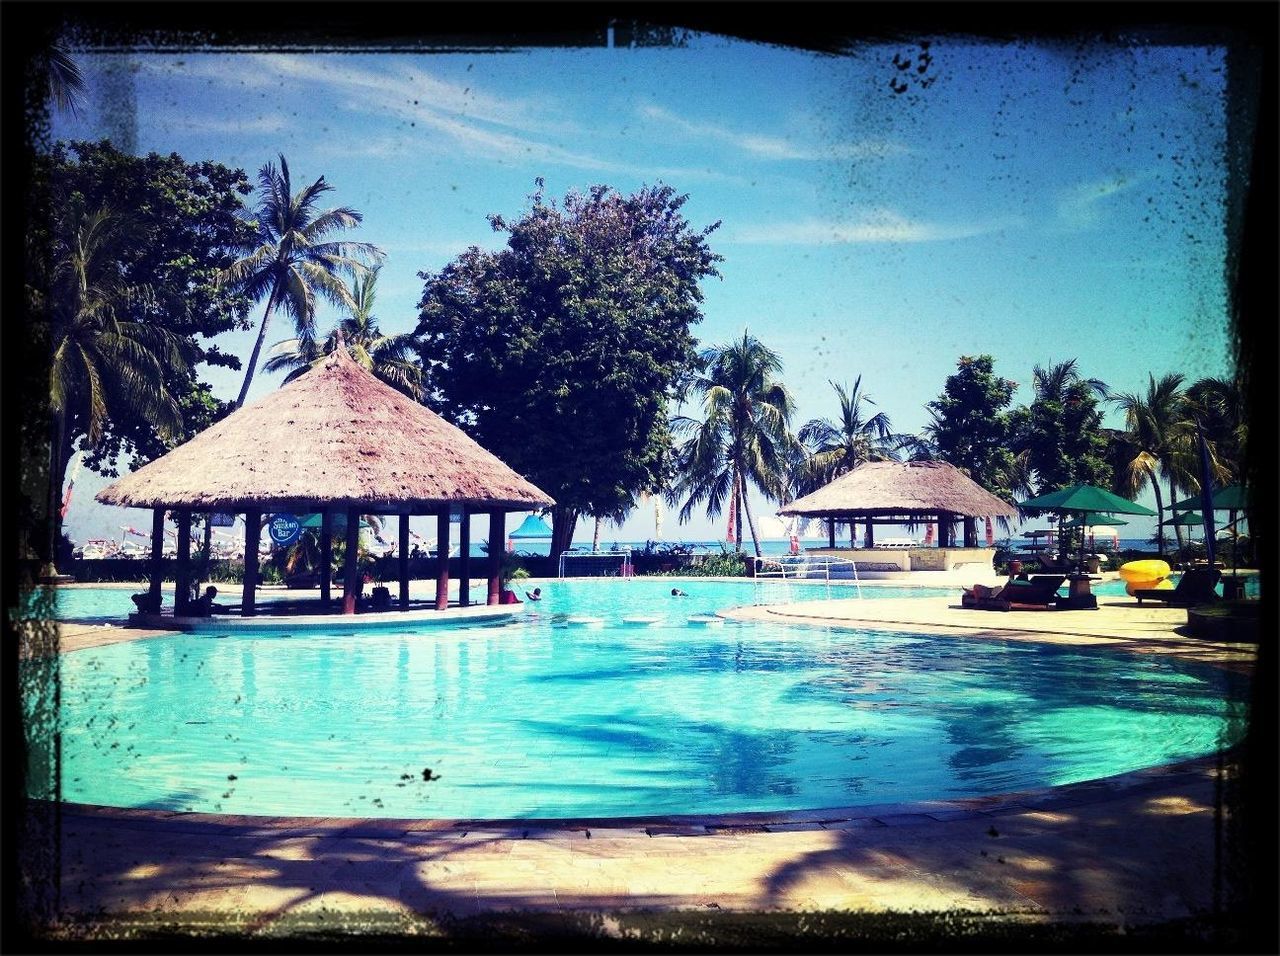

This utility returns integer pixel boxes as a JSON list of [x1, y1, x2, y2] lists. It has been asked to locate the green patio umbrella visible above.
[[1171, 483, 1248, 575], [1017, 485, 1156, 570], [1060, 513, 1129, 529], [1162, 510, 1207, 527]]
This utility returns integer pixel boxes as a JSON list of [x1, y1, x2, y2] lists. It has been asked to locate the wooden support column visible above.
[[864, 518, 875, 550], [827, 519, 836, 549], [459, 510, 472, 607], [435, 510, 451, 610], [399, 514, 410, 610], [488, 510, 505, 605], [320, 510, 332, 604], [174, 510, 192, 615], [963, 516, 977, 548], [242, 510, 260, 616], [342, 506, 359, 615], [148, 509, 165, 612]]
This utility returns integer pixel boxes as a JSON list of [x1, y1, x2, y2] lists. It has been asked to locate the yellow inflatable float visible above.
[[1119, 559, 1173, 596]]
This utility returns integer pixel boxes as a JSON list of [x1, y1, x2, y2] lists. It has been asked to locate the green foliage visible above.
[[797, 377, 899, 495], [416, 181, 722, 557], [264, 266, 423, 400], [28, 141, 257, 476], [669, 331, 796, 557], [1010, 380, 1112, 492], [925, 355, 1020, 499], [220, 154, 384, 407]]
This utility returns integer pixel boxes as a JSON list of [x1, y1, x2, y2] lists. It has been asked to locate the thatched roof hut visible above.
[[98, 346, 553, 618], [98, 347, 553, 513], [779, 461, 1015, 520]]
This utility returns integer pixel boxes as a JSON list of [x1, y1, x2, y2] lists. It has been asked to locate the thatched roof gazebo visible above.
[[780, 461, 1015, 552], [98, 346, 553, 619]]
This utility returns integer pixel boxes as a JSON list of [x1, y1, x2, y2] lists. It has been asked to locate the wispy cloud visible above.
[[727, 209, 1022, 245], [639, 103, 910, 162], [1056, 173, 1146, 230], [156, 114, 292, 136], [152, 53, 728, 180]]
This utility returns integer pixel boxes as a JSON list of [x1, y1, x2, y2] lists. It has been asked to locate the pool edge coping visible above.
[[42, 751, 1230, 838]]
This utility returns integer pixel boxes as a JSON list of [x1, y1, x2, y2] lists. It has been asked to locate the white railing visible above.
[[751, 554, 862, 604], [558, 550, 634, 579]]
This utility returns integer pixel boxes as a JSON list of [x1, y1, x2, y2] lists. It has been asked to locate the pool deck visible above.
[[25, 589, 1259, 942]]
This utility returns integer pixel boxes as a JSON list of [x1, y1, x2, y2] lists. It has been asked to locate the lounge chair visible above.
[[1035, 553, 1076, 574], [1133, 566, 1221, 606], [961, 575, 1066, 611]]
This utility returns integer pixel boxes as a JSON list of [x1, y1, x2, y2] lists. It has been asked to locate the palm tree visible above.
[[669, 331, 796, 558], [219, 154, 384, 408], [1109, 373, 1193, 555], [263, 267, 423, 400], [796, 378, 899, 546], [1184, 376, 1246, 484], [44, 43, 85, 116], [37, 204, 186, 547], [1031, 358, 1108, 402]]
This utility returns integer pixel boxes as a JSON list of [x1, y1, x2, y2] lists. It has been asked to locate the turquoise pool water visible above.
[[30, 578, 1248, 819]]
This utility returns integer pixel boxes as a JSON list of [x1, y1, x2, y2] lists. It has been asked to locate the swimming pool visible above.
[[33, 578, 952, 624], [32, 579, 1247, 819]]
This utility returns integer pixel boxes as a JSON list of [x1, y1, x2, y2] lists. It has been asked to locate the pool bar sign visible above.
[[267, 513, 302, 546]]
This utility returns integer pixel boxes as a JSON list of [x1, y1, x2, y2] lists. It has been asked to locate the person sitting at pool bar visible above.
[[194, 585, 220, 616]]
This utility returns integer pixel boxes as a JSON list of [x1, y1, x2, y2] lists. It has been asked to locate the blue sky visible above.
[[53, 33, 1236, 547]]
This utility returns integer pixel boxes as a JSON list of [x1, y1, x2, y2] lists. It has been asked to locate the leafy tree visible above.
[[416, 181, 722, 561], [1011, 360, 1113, 512], [32, 204, 188, 549], [924, 355, 1022, 504], [28, 142, 258, 473], [669, 331, 797, 558], [220, 154, 384, 408], [1184, 375, 1246, 484], [24, 142, 260, 562], [264, 267, 423, 400]]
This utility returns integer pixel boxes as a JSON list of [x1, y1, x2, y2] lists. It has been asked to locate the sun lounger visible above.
[[1035, 553, 1077, 574], [961, 574, 1066, 611], [1133, 566, 1221, 606]]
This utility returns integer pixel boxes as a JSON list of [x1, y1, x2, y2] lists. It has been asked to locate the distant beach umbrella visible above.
[[924, 522, 934, 546], [984, 516, 994, 547]]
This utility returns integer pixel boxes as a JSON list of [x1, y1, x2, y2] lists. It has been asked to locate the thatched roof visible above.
[[778, 461, 1016, 519], [98, 347, 554, 513]]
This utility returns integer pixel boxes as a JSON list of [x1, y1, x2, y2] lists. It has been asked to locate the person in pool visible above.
[[526, 587, 542, 601], [671, 587, 688, 597]]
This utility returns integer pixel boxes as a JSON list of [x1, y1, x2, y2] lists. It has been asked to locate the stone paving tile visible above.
[[923, 808, 990, 822], [872, 813, 936, 827], [820, 817, 888, 831], [577, 827, 652, 841]]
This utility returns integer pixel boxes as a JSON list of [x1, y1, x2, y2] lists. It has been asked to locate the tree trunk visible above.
[[1150, 471, 1166, 557], [733, 467, 744, 552], [235, 287, 278, 409], [1169, 478, 1185, 551], [45, 409, 72, 570], [195, 515, 213, 594], [740, 472, 762, 559], [549, 505, 579, 567], [592, 515, 601, 552]]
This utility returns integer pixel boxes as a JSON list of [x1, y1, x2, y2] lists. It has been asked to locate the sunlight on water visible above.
[[32, 579, 1247, 818]]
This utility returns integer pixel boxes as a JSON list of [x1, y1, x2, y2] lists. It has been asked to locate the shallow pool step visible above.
[[621, 615, 661, 626], [687, 615, 725, 627], [565, 615, 606, 628]]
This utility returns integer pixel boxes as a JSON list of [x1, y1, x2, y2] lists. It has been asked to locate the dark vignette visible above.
[[3, 2, 1274, 953]]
